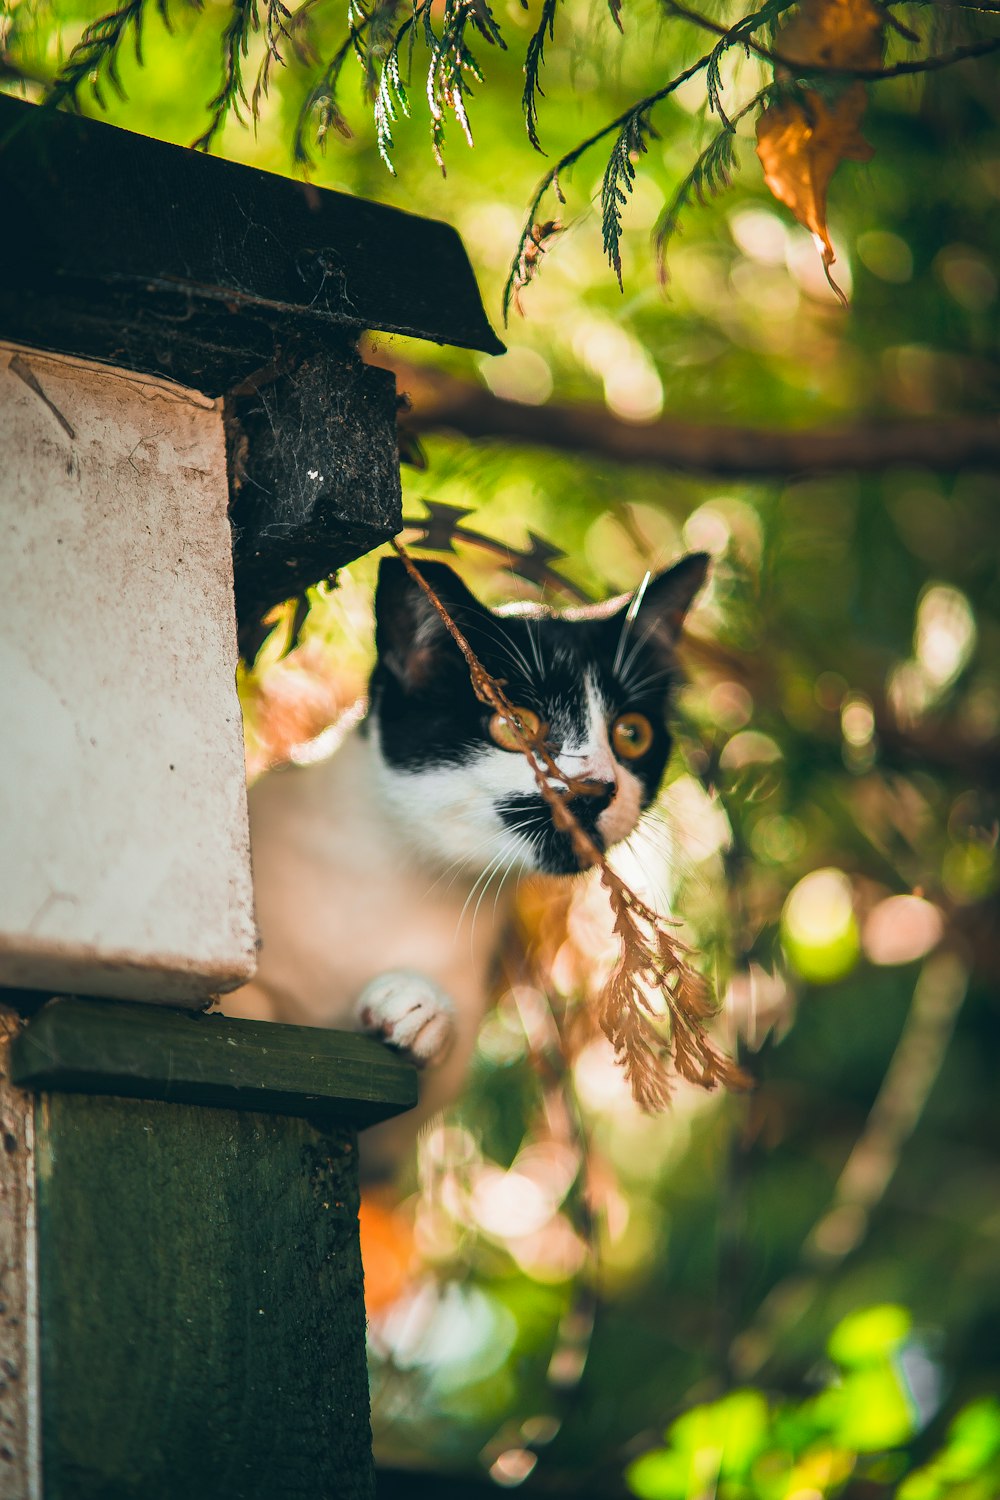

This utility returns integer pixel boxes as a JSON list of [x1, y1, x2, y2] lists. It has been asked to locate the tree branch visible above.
[[377, 353, 1000, 476], [664, 0, 1000, 77], [504, 42, 722, 319]]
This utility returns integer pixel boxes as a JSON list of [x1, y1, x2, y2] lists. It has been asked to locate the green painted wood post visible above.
[[4, 997, 417, 1500]]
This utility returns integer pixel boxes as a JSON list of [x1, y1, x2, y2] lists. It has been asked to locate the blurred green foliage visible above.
[[627, 1308, 1000, 1499], [3, 2, 999, 1494]]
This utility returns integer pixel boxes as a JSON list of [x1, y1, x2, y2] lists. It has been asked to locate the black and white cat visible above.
[[223, 552, 708, 1155]]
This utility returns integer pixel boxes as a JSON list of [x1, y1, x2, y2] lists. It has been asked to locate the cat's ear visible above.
[[610, 552, 710, 658], [374, 557, 488, 689]]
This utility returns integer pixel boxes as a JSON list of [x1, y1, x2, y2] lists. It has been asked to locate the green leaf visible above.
[[828, 1304, 912, 1368], [625, 1447, 692, 1500], [811, 1367, 919, 1452], [668, 1390, 771, 1476]]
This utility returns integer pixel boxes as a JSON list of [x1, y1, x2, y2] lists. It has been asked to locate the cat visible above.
[[222, 551, 708, 1167]]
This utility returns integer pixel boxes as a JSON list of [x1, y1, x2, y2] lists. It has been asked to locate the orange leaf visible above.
[[755, 84, 874, 303], [777, 0, 885, 70]]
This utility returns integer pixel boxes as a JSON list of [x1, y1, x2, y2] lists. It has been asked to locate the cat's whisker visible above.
[[618, 614, 666, 687], [641, 807, 686, 856], [618, 665, 674, 699], [612, 571, 651, 678], [526, 615, 546, 680], [456, 852, 508, 940], [641, 804, 713, 891], [491, 839, 531, 924], [620, 824, 673, 910], [466, 611, 537, 688], [485, 852, 524, 930], [489, 622, 536, 685], [631, 817, 677, 870], [492, 646, 536, 689], [456, 826, 531, 935], [424, 829, 520, 900], [472, 835, 527, 943], [465, 831, 527, 946]]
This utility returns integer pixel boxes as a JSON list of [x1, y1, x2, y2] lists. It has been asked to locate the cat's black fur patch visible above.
[[369, 555, 708, 874], [494, 787, 615, 875]]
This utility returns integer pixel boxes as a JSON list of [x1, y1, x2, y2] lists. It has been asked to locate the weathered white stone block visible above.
[[0, 343, 256, 1003]]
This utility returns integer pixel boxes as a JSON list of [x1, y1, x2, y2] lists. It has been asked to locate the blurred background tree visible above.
[[3, 0, 999, 1493]]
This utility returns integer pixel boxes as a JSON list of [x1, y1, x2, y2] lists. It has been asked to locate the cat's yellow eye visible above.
[[612, 712, 654, 760], [489, 707, 545, 752]]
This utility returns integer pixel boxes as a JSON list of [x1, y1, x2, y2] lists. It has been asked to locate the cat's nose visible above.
[[573, 778, 616, 814]]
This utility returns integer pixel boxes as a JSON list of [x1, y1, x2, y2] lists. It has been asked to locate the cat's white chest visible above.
[[227, 728, 503, 1035]]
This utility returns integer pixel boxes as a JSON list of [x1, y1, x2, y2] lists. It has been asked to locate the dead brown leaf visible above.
[[778, 0, 884, 69], [756, 83, 874, 304], [755, 0, 883, 301]]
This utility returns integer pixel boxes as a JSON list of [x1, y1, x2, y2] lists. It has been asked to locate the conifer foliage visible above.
[[6, 0, 998, 314]]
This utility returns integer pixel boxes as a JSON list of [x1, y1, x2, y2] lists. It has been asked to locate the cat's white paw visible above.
[[356, 970, 457, 1067]]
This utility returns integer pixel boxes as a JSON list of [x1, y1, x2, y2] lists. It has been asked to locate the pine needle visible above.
[[392, 540, 751, 1111]]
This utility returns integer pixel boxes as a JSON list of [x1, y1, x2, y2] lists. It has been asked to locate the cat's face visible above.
[[368, 555, 708, 878]]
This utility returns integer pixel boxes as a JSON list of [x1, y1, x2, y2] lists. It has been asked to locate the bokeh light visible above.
[[782, 869, 860, 984], [862, 896, 944, 967]]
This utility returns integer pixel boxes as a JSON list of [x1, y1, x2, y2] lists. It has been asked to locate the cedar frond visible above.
[[504, 167, 565, 322], [44, 0, 150, 112], [705, 0, 796, 119], [252, 0, 313, 120], [654, 123, 740, 283], [508, 218, 564, 316], [373, 10, 414, 170], [344, 0, 408, 107], [293, 22, 362, 162], [392, 540, 750, 1112], [192, 0, 258, 151], [422, 0, 505, 172], [601, 107, 656, 288], [523, 0, 558, 152], [504, 44, 718, 319], [337, 0, 507, 173]]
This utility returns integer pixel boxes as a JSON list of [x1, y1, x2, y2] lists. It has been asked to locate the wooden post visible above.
[[0, 91, 501, 1500], [4, 1000, 417, 1500], [0, 1006, 39, 1500]]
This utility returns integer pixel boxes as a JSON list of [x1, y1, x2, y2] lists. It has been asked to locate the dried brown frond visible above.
[[392, 539, 751, 1110], [510, 219, 563, 318]]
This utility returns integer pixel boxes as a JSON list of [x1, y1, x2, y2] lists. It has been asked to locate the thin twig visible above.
[[665, 0, 999, 77]]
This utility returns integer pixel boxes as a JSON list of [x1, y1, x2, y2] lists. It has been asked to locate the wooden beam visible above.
[[10, 999, 417, 1127]]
